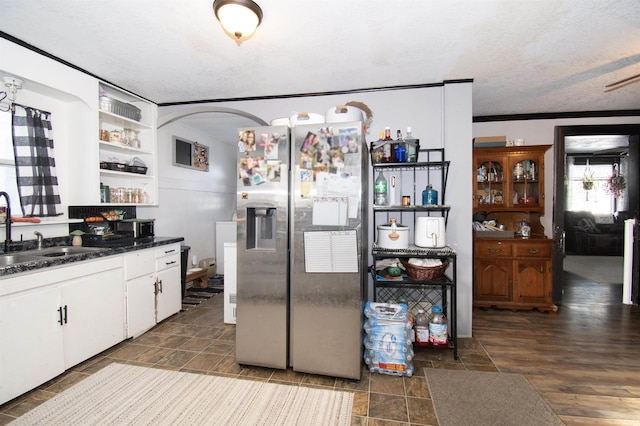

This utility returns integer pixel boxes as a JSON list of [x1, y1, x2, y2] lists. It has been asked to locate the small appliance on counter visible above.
[[72, 208, 155, 247], [114, 218, 155, 239]]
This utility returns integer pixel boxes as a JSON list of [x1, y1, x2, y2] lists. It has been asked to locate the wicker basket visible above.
[[400, 258, 449, 282]]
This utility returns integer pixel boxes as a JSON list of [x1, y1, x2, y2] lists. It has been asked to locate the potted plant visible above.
[[604, 164, 626, 198]]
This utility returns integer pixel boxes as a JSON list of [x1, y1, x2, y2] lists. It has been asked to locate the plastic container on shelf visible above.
[[414, 309, 430, 347], [422, 184, 438, 205], [429, 305, 448, 347]]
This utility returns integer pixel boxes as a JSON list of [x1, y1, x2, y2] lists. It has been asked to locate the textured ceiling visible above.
[[0, 0, 639, 118]]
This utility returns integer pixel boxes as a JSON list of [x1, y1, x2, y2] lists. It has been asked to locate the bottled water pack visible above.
[[363, 301, 414, 376]]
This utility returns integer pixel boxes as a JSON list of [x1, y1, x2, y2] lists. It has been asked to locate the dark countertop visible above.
[[0, 237, 185, 278]]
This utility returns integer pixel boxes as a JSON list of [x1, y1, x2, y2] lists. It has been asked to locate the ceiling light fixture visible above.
[[213, 0, 263, 44]]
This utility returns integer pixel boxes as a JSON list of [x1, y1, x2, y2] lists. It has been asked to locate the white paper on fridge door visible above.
[[303, 230, 358, 273], [312, 196, 349, 226], [316, 173, 361, 218]]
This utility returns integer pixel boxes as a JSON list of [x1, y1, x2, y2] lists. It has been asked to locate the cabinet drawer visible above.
[[124, 250, 155, 280], [156, 252, 180, 271], [513, 241, 552, 258], [475, 240, 512, 257], [155, 244, 180, 259]]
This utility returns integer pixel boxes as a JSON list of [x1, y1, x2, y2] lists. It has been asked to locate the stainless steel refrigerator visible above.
[[235, 121, 368, 380]]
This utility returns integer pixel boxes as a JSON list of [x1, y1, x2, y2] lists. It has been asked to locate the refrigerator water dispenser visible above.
[[246, 207, 277, 250]]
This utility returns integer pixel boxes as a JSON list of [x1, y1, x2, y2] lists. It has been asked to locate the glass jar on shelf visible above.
[[130, 130, 141, 149]]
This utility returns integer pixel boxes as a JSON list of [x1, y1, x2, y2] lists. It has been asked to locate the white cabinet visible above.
[[124, 244, 181, 337], [216, 221, 237, 275], [61, 267, 125, 367], [0, 257, 123, 405], [98, 82, 158, 206], [124, 249, 156, 338], [224, 242, 237, 324], [0, 286, 64, 405], [155, 244, 181, 323]]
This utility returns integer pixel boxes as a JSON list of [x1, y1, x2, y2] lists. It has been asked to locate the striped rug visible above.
[[11, 363, 354, 426]]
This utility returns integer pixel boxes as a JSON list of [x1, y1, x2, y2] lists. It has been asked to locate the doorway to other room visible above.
[[552, 124, 640, 306]]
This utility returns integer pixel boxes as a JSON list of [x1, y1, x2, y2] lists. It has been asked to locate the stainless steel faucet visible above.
[[34, 231, 44, 249], [0, 191, 11, 253]]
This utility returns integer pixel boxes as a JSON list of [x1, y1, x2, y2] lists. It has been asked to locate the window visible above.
[[567, 158, 616, 214], [0, 111, 21, 213]]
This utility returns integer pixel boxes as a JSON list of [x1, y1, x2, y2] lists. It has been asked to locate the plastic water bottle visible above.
[[414, 309, 430, 347], [394, 143, 407, 163], [422, 184, 438, 206], [429, 305, 448, 347], [374, 170, 388, 206]]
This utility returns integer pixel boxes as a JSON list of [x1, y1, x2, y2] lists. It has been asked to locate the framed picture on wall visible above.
[[173, 136, 209, 172]]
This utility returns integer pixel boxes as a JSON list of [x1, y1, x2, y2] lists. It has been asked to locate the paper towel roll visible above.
[[622, 218, 635, 304]]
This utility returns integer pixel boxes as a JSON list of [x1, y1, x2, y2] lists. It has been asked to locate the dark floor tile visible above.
[[370, 372, 405, 395], [179, 337, 217, 352], [407, 396, 438, 425], [182, 352, 225, 371], [300, 373, 337, 388], [156, 349, 198, 368], [351, 391, 369, 417], [404, 375, 430, 398], [269, 368, 305, 384], [368, 392, 409, 422]]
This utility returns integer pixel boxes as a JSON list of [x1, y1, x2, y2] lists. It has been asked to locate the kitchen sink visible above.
[[34, 246, 103, 257], [0, 246, 104, 266], [0, 253, 42, 266]]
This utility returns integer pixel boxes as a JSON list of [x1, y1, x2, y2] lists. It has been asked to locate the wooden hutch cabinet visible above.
[[473, 145, 556, 313]]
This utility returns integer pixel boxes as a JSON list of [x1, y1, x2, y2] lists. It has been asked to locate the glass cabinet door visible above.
[[509, 156, 541, 209], [475, 159, 505, 209]]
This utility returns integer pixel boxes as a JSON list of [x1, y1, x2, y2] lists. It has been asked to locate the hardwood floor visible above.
[[2, 270, 638, 425], [474, 270, 640, 425]]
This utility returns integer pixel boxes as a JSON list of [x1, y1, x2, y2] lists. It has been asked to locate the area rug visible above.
[[181, 287, 223, 311], [564, 255, 623, 284], [425, 368, 564, 426], [11, 363, 353, 426]]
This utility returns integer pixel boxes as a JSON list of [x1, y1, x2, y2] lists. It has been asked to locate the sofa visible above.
[[564, 211, 625, 256]]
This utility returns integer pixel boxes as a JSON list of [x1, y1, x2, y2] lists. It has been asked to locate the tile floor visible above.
[[0, 292, 497, 425]]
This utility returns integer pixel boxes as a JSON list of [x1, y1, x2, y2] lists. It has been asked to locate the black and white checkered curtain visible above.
[[11, 104, 62, 217]]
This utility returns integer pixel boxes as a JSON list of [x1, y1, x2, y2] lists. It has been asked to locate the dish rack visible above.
[[99, 96, 142, 122]]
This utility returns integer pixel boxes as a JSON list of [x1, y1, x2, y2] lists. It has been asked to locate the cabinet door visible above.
[[61, 267, 125, 368], [507, 152, 544, 210], [0, 286, 64, 405], [474, 155, 507, 210], [514, 259, 551, 304], [474, 258, 512, 302], [126, 273, 156, 338], [156, 266, 181, 323]]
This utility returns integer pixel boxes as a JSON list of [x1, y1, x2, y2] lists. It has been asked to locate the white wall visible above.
[[137, 120, 237, 268], [0, 39, 96, 241], [473, 116, 640, 237]]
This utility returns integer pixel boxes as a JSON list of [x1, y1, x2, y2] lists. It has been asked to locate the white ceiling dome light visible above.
[[213, 0, 263, 45]]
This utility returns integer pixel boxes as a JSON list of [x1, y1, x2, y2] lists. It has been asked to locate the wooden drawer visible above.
[[475, 240, 512, 257], [513, 241, 552, 258]]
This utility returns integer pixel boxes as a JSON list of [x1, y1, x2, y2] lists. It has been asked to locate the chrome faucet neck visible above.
[[34, 231, 44, 249], [0, 191, 10, 253]]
